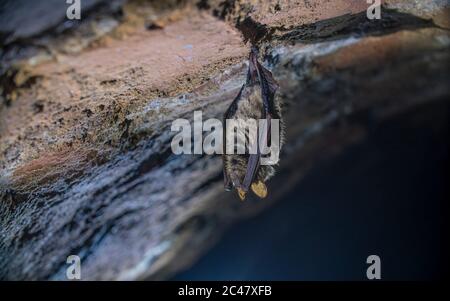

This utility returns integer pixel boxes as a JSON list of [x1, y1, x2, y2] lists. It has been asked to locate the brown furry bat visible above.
[[222, 48, 284, 200]]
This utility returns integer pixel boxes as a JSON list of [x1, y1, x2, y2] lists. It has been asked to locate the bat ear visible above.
[[237, 188, 247, 201], [251, 181, 268, 198]]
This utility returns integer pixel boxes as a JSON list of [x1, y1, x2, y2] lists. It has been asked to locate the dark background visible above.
[[175, 100, 449, 280]]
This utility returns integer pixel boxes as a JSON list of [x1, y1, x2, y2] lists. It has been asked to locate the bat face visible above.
[[222, 49, 283, 200]]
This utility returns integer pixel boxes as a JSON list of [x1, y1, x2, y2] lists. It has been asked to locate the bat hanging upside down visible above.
[[222, 48, 284, 201]]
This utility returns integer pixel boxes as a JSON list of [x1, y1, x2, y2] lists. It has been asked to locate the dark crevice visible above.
[[276, 9, 436, 44], [231, 9, 438, 49], [236, 16, 271, 45], [129, 147, 174, 183]]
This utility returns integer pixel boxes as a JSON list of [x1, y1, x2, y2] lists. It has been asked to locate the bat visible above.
[[222, 47, 284, 200]]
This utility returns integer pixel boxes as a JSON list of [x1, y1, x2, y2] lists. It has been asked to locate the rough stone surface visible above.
[[0, 0, 449, 280], [386, 0, 450, 29], [0, 10, 247, 172]]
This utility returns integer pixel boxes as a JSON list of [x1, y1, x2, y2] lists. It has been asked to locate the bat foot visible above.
[[237, 188, 247, 201], [251, 181, 268, 198]]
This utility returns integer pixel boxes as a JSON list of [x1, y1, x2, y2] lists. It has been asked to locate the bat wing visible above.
[[258, 62, 280, 118], [222, 84, 245, 190], [242, 62, 278, 193], [242, 113, 271, 191]]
